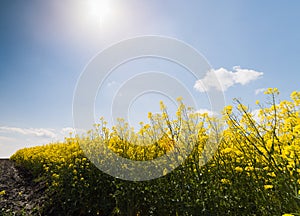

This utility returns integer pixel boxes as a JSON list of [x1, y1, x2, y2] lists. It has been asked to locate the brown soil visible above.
[[0, 159, 47, 215]]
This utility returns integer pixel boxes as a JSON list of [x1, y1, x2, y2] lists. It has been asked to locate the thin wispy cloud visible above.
[[255, 88, 267, 95], [0, 126, 76, 157], [194, 66, 263, 92], [0, 126, 76, 140], [0, 126, 57, 139], [195, 109, 217, 116], [60, 127, 76, 136]]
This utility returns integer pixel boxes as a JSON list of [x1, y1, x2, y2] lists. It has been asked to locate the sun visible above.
[[86, 0, 113, 27]]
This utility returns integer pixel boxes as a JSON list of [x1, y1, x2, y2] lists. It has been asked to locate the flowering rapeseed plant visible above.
[[9, 89, 300, 215]]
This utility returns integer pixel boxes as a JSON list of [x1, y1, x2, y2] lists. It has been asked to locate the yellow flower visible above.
[[235, 167, 243, 172], [52, 182, 59, 187], [162, 112, 168, 120], [245, 166, 254, 172], [264, 185, 273, 190], [264, 88, 279, 95], [221, 178, 231, 184], [267, 172, 276, 177], [222, 147, 233, 154], [163, 168, 168, 176], [176, 96, 183, 102], [224, 105, 233, 115], [52, 173, 59, 179], [263, 167, 269, 171], [160, 101, 166, 110]]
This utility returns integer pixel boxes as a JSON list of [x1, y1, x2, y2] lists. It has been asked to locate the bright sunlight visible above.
[[86, 0, 113, 27]]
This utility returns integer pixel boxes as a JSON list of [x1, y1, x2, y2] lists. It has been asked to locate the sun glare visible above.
[[87, 0, 113, 27]]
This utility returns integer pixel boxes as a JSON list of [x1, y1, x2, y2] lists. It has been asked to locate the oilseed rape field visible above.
[[6, 89, 300, 215]]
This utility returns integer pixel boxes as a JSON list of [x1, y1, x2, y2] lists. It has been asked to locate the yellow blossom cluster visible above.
[[8, 89, 300, 215]]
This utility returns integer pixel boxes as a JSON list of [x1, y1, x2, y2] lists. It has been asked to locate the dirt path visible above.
[[0, 159, 47, 215]]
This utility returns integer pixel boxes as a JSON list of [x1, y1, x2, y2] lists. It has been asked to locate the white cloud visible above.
[[195, 109, 217, 116], [255, 88, 267, 95], [194, 66, 263, 92], [0, 126, 57, 139], [60, 127, 76, 135], [0, 126, 78, 158], [251, 109, 261, 122], [0, 126, 79, 140]]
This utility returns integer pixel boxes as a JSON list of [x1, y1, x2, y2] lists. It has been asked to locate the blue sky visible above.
[[0, 0, 299, 157]]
